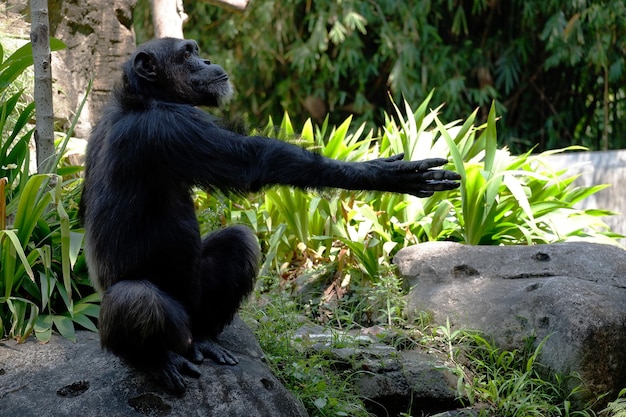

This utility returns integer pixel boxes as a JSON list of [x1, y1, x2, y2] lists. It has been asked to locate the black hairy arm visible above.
[[130, 103, 461, 197]]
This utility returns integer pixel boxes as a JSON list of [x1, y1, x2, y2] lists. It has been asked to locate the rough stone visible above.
[[0, 317, 308, 417], [293, 325, 461, 416], [394, 241, 626, 402]]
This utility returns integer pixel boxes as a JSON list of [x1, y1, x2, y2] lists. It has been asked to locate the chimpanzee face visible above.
[[129, 38, 233, 107]]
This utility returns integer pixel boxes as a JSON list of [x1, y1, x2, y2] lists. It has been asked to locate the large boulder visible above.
[[394, 241, 626, 401], [0, 317, 308, 417]]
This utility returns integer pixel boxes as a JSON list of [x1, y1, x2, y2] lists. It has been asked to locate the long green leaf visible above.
[[1, 230, 35, 297], [57, 197, 72, 300], [482, 101, 498, 173], [13, 174, 53, 244], [53, 315, 76, 341]]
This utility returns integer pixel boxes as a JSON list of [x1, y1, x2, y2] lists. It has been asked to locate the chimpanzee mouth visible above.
[[209, 74, 230, 85]]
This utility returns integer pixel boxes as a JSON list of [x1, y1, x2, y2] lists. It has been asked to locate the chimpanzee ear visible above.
[[133, 51, 158, 82]]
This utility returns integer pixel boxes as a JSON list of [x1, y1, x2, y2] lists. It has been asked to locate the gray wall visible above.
[[546, 150, 626, 244]]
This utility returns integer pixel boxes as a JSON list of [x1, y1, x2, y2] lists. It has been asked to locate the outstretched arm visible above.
[[226, 133, 461, 197], [160, 111, 461, 197]]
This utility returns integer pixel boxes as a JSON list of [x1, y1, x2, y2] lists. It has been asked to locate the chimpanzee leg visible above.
[[191, 224, 260, 364]]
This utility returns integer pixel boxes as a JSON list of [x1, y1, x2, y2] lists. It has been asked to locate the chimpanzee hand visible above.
[[367, 153, 461, 197]]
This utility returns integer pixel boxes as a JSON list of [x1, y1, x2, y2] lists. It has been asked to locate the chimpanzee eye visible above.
[[184, 51, 192, 60]]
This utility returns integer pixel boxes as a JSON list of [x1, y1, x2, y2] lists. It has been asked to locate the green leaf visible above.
[[57, 195, 72, 299], [71, 313, 98, 332], [280, 111, 294, 136], [13, 174, 54, 244], [324, 116, 352, 159], [53, 315, 76, 341], [313, 397, 327, 409], [1, 229, 35, 296], [73, 301, 100, 318], [34, 314, 53, 342]]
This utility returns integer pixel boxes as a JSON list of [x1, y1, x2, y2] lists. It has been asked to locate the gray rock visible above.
[[293, 325, 461, 416], [395, 241, 626, 401], [430, 408, 481, 417], [0, 317, 308, 417], [354, 349, 461, 416]]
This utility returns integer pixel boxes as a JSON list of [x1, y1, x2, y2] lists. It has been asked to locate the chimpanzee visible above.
[[80, 37, 461, 393]]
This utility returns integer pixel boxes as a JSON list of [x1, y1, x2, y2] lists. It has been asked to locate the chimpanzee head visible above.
[[122, 37, 233, 107]]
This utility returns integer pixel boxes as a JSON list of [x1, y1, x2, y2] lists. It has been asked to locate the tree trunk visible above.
[[30, 0, 55, 174], [5, 0, 138, 141], [202, 0, 250, 12], [151, 0, 186, 38], [52, 0, 137, 139]]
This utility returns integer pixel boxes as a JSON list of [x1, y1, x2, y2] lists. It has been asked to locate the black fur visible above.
[[80, 37, 460, 393]]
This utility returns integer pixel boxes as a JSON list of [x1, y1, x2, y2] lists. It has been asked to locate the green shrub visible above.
[[603, 389, 626, 417], [0, 39, 96, 342], [243, 295, 371, 417], [440, 328, 598, 417]]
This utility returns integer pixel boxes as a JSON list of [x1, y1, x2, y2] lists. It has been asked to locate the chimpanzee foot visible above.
[[194, 339, 238, 365], [155, 351, 201, 395]]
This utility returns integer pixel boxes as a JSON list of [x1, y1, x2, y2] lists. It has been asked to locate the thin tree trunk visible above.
[[151, 0, 186, 38], [30, 0, 55, 173], [602, 65, 609, 151], [203, 0, 250, 12]]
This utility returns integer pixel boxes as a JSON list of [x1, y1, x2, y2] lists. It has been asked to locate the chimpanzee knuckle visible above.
[[408, 170, 427, 182], [424, 170, 444, 180], [444, 179, 463, 189], [190, 346, 204, 363], [424, 169, 462, 181], [197, 339, 239, 365]]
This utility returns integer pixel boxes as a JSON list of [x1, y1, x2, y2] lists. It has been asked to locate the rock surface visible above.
[[395, 241, 626, 401], [293, 325, 461, 416], [0, 317, 308, 417]]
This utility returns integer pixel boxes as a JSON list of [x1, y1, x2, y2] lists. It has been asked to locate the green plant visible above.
[[441, 330, 598, 417], [244, 295, 371, 417], [0, 38, 96, 342], [439, 100, 618, 245], [231, 95, 616, 277], [602, 389, 626, 417]]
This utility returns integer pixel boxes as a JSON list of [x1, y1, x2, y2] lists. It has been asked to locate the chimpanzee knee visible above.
[[99, 280, 194, 370], [193, 225, 260, 337]]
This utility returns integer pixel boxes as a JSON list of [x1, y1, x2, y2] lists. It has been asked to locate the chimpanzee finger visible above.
[[409, 158, 450, 171], [170, 351, 201, 377], [158, 369, 186, 395], [419, 169, 462, 181], [197, 339, 238, 365], [410, 179, 460, 197], [157, 352, 201, 395], [423, 179, 462, 190], [382, 153, 405, 162]]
